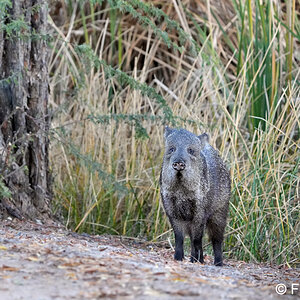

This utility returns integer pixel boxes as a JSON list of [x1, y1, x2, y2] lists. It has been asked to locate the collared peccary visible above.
[[160, 127, 230, 266]]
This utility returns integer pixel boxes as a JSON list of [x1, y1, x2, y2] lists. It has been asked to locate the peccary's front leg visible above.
[[174, 230, 184, 261], [190, 224, 204, 263], [170, 220, 184, 261]]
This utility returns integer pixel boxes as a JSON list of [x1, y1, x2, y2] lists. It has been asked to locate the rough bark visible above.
[[0, 0, 51, 220]]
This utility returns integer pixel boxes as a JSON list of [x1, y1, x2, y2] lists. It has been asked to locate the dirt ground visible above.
[[0, 219, 299, 300]]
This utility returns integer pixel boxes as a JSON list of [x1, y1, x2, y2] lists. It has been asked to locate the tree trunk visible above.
[[0, 0, 51, 220]]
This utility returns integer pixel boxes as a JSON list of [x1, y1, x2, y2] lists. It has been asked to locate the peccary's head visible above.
[[161, 127, 209, 192]]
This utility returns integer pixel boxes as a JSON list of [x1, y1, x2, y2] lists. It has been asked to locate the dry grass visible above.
[[48, 0, 299, 266]]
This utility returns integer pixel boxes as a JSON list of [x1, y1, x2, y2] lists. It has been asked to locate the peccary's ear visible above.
[[164, 126, 173, 139], [198, 133, 209, 144]]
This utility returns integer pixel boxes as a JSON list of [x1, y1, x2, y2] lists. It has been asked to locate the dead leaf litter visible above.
[[0, 220, 299, 300]]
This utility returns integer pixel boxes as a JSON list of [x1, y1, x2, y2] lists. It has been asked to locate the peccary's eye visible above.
[[187, 148, 195, 156], [168, 147, 175, 154]]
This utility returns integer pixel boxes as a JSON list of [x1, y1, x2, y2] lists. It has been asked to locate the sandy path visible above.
[[0, 220, 299, 299]]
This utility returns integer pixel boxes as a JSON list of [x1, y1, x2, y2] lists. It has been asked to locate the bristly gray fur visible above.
[[160, 126, 231, 266]]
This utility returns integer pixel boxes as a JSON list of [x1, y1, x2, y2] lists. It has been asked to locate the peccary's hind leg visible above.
[[211, 236, 223, 266], [207, 217, 226, 266], [171, 221, 184, 261], [190, 224, 204, 263]]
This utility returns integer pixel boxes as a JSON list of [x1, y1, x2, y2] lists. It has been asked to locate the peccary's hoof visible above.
[[190, 257, 197, 263], [190, 257, 204, 264], [190, 257, 204, 263], [174, 252, 183, 261], [214, 260, 223, 267]]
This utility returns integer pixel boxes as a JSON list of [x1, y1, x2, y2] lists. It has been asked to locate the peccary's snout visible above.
[[172, 161, 186, 171]]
